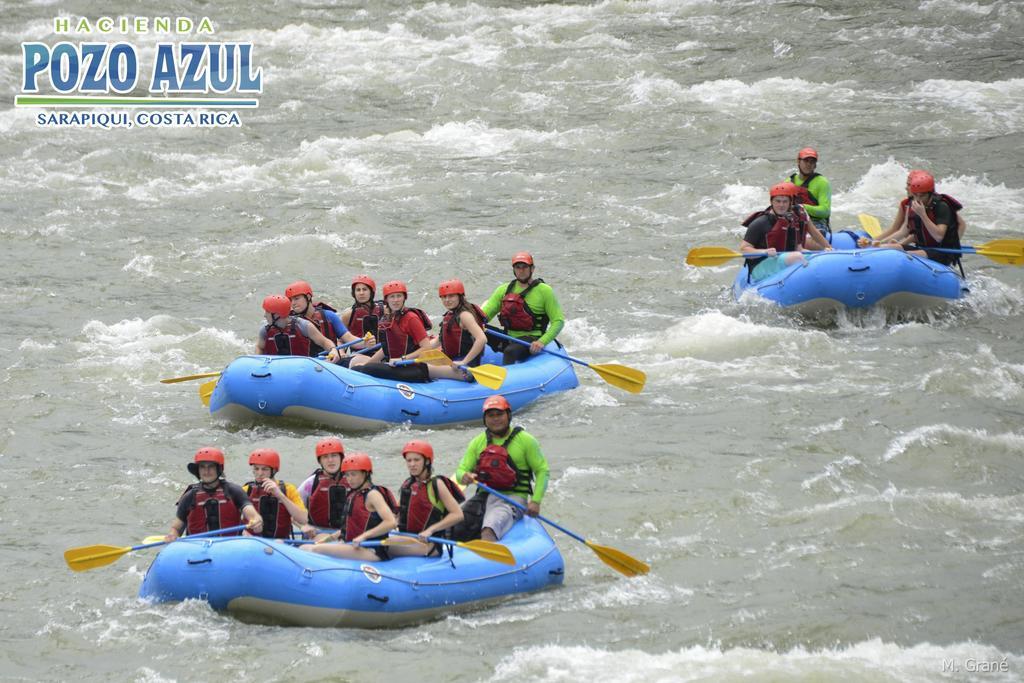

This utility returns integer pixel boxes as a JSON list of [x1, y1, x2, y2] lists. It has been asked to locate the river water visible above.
[[2, 1, 1023, 681]]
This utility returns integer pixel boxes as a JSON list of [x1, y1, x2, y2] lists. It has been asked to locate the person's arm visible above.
[[740, 218, 776, 256], [352, 490, 396, 542], [803, 176, 831, 220], [480, 284, 505, 321], [166, 489, 194, 541], [421, 480, 464, 538], [299, 318, 335, 355], [535, 286, 565, 348], [256, 325, 268, 354], [519, 434, 549, 515], [323, 310, 347, 345], [913, 199, 950, 242], [260, 480, 308, 526], [226, 483, 264, 534], [876, 203, 908, 243], [456, 434, 484, 485], [457, 310, 487, 366], [241, 503, 263, 533], [394, 314, 432, 361]]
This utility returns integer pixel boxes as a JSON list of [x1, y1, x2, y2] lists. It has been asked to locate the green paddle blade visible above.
[[64, 544, 132, 572], [199, 379, 217, 406], [858, 213, 882, 238], [685, 246, 745, 267], [458, 539, 517, 565], [160, 371, 222, 384], [585, 540, 650, 577], [590, 363, 646, 394], [468, 364, 507, 390]]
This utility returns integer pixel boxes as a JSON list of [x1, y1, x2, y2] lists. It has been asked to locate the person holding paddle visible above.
[[481, 252, 565, 365], [298, 437, 350, 538], [301, 452, 399, 561], [455, 395, 549, 542], [740, 182, 831, 282], [349, 280, 436, 382], [285, 280, 373, 358], [424, 278, 489, 382], [165, 447, 263, 542], [338, 274, 385, 356], [242, 448, 308, 539], [389, 440, 465, 557], [256, 294, 337, 357]]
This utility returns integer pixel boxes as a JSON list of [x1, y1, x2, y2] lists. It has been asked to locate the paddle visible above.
[[396, 349, 508, 390], [484, 328, 645, 394], [475, 483, 649, 577], [160, 371, 222, 384], [391, 531, 516, 566], [199, 379, 217, 406], [317, 333, 375, 359], [64, 524, 248, 572], [917, 240, 1024, 266], [684, 246, 766, 267], [857, 213, 883, 239]]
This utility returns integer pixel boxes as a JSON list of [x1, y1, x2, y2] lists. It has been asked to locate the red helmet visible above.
[[511, 251, 534, 266], [770, 182, 798, 199], [382, 280, 407, 297], [482, 395, 511, 414], [315, 437, 345, 460], [193, 447, 225, 466], [351, 274, 376, 297], [797, 147, 818, 160], [438, 279, 465, 297], [402, 439, 434, 463], [907, 170, 935, 193], [188, 447, 225, 477], [341, 452, 373, 473], [262, 294, 292, 318], [248, 448, 281, 472], [285, 280, 313, 299]]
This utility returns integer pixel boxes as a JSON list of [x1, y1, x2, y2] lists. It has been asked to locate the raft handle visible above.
[[187, 558, 213, 565], [367, 593, 389, 603], [401, 409, 421, 417], [251, 372, 272, 378], [847, 265, 871, 272], [548, 567, 564, 576]]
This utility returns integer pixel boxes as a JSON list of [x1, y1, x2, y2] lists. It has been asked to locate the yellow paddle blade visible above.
[[458, 539, 517, 565], [414, 349, 453, 366], [585, 540, 650, 577], [64, 544, 132, 572], [468, 364, 507, 390], [199, 379, 217, 406], [858, 213, 882, 239], [590, 363, 646, 394], [685, 246, 746, 267], [160, 371, 222, 384], [977, 239, 1024, 266], [142, 536, 166, 544]]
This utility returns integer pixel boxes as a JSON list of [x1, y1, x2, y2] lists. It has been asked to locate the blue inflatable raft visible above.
[[732, 231, 967, 312], [208, 344, 578, 430], [138, 518, 564, 628]]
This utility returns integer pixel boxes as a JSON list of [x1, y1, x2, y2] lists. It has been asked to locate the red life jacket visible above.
[[306, 469, 350, 529], [902, 194, 963, 249], [303, 302, 338, 357], [789, 172, 821, 207], [474, 427, 533, 494], [379, 308, 433, 361], [498, 279, 548, 333], [263, 317, 311, 356], [243, 479, 294, 539], [398, 475, 465, 534], [348, 301, 385, 338], [441, 303, 487, 363], [184, 482, 243, 536], [343, 485, 399, 542], [742, 206, 808, 252]]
